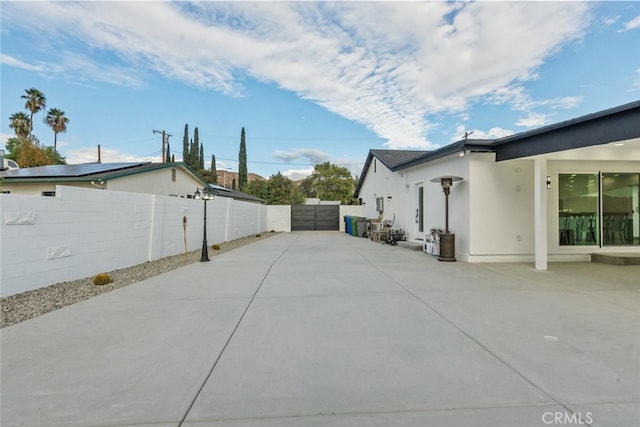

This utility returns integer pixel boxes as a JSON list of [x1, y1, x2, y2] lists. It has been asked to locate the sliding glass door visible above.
[[559, 174, 599, 245], [602, 173, 640, 246], [559, 172, 640, 247]]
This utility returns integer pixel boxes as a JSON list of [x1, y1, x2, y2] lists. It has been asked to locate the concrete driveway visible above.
[[1, 231, 638, 427]]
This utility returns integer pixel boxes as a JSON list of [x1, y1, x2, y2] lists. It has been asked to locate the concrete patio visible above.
[[1, 231, 638, 426]]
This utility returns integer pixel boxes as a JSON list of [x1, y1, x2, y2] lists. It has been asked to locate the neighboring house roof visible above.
[[354, 99, 640, 197], [0, 162, 205, 183], [207, 184, 265, 203]]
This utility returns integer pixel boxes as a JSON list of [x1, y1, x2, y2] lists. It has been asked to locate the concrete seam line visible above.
[[177, 236, 299, 427], [353, 247, 579, 418]]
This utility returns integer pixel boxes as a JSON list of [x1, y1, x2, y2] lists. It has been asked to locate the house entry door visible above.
[[416, 185, 424, 238]]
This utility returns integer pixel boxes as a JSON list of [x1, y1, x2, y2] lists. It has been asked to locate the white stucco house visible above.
[[0, 162, 206, 198], [0, 161, 263, 203], [354, 100, 640, 269]]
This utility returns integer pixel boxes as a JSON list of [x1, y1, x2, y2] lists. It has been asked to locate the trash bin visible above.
[[349, 216, 360, 236], [356, 218, 368, 237], [344, 215, 352, 234]]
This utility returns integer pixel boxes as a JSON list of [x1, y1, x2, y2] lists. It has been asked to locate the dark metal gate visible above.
[[291, 205, 339, 231]]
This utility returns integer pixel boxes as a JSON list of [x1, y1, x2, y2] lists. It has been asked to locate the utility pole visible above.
[[153, 130, 172, 163]]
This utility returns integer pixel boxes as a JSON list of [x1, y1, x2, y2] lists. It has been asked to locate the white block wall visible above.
[[0, 186, 275, 297]]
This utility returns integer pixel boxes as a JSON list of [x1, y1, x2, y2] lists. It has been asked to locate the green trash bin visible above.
[[350, 216, 366, 237]]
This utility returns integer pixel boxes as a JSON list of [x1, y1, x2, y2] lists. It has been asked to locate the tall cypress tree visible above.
[[182, 124, 189, 163], [191, 127, 200, 169], [165, 142, 171, 163], [199, 143, 204, 170], [211, 154, 217, 184], [239, 127, 247, 190]]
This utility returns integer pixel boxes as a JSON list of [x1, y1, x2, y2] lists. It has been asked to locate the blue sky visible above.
[[1, 1, 639, 180]]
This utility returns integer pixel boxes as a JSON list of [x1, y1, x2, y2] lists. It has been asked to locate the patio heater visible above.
[[430, 176, 463, 262], [194, 186, 215, 262]]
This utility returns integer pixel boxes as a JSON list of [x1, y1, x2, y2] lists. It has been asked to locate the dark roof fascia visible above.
[[394, 139, 495, 170], [207, 184, 265, 203], [494, 100, 640, 161]]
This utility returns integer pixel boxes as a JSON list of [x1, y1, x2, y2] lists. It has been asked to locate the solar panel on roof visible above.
[[1, 162, 148, 178]]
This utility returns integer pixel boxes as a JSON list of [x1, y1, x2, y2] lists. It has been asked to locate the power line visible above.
[[152, 130, 172, 162], [212, 156, 364, 167]]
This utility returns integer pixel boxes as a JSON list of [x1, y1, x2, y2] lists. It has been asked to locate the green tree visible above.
[[239, 127, 247, 191], [301, 162, 356, 204], [199, 143, 204, 170], [9, 112, 31, 139], [5, 138, 64, 167], [210, 154, 218, 184], [247, 172, 304, 205], [22, 88, 46, 140], [165, 142, 171, 163], [182, 124, 189, 163], [44, 108, 69, 152]]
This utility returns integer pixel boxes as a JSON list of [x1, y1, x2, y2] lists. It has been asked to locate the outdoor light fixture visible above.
[[430, 175, 463, 262], [546, 176, 552, 189], [194, 187, 215, 262], [387, 194, 392, 201]]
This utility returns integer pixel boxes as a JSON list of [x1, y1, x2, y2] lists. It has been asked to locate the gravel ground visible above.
[[1, 233, 278, 328]]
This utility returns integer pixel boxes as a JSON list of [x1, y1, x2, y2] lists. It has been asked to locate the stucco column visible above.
[[534, 159, 548, 270]]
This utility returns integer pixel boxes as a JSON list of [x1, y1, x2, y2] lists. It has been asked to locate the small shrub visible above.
[[270, 230, 275, 233], [255, 234, 261, 238], [211, 244, 221, 250], [93, 273, 113, 286]]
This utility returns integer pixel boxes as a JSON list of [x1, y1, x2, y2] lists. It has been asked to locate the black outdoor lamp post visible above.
[[430, 176, 463, 262], [194, 186, 214, 262]]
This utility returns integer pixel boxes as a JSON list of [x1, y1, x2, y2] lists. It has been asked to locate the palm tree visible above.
[[21, 88, 46, 140], [45, 108, 69, 152], [9, 112, 31, 139]]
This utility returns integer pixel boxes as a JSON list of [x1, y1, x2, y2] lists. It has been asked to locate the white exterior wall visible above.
[[267, 205, 291, 232], [0, 186, 278, 297], [404, 155, 469, 253], [1, 166, 203, 198], [0, 181, 95, 196], [467, 153, 535, 261], [105, 167, 202, 197], [357, 159, 400, 223]]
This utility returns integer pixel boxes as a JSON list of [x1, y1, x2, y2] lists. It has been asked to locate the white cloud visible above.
[[2, 1, 590, 148], [65, 147, 161, 164], [516, 112, 547, 128], [282, 168, 314, 181], [272, 148, 330, 165], [0, 54, 45, 72], [453, 125, 513, 141], [620, 15, 640, 32]]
